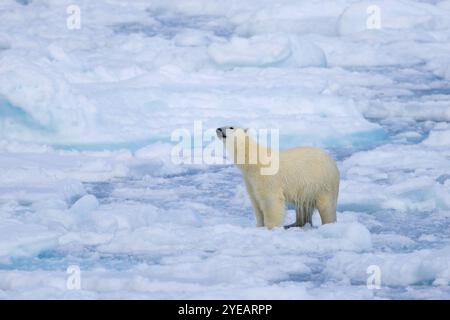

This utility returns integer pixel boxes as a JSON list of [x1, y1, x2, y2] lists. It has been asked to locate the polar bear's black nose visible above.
[[216, 128, 226, 139]]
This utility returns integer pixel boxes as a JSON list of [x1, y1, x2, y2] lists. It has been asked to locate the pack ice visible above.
[[0, 0, 449, 299]]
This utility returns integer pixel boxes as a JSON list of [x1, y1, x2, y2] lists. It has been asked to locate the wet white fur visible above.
[[220, 127, 340, 229]]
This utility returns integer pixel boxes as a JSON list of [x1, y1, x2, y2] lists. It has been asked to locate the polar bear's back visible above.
[[278, 146, 339, 206]]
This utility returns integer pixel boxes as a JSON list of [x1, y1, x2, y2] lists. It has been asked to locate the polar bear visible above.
[[216, 126, 340, 229]]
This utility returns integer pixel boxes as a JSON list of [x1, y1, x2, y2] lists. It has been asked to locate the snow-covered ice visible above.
[[0, 0, 449, 299]]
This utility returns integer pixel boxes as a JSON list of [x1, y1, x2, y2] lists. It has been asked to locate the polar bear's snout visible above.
[[216, 126, 238, 140], [216, 127, 226, 139]]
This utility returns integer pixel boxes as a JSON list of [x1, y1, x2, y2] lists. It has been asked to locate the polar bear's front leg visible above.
[[260, 193, 285, 229], [251, 198, 265, 227], [244, 179, 265, 227]]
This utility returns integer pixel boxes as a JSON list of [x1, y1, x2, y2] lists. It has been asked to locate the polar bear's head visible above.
[[215, 126, 248, 141], [216, 126, 252, 165], [216, 126, 279, 175]]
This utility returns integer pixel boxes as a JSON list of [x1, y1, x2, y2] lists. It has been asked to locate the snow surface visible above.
[[0, 0, 449, 299]]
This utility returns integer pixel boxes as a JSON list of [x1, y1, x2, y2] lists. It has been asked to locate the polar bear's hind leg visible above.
[[316, 192, 337, 224]]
